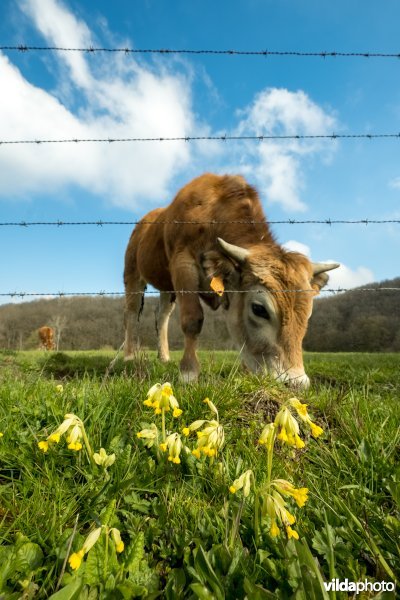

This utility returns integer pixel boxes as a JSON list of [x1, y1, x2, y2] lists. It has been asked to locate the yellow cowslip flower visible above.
[[192, 419, 225, 459], [289, 398, 324, 438], [40, 413, 87, 453], [270, 521, 280, 537], [182, 427, 190, 437], [55, 384, 64, 393], [38, 440, 49, 453], [286, 526, 299, 540], [272, 479, 309, 508], [275, 407, 300, 443], [159, 442, 167, 452], [136, 423, 158, 448], [0, 432, 4, 438], [310, 422, 323, 438], [229, 470, 254, 498], [68, 526, 102, 571], [258, 423, 276, 450], [203, 397, 219, 418], [110, 528, 124, 553], [192, 448, 201, 459], [144, 382, 182, 416], [93, 448, 116, 468], [67, 423, 83, 452], [164, 432, 182, 464], [68, 549, 84, 570]]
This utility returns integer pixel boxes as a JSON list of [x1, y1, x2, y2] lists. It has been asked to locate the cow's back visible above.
[[163, 173, 273, 261]]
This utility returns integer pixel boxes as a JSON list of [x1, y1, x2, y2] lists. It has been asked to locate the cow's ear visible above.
[[201, 249, 238, 284], [311, 262, 340, 293]]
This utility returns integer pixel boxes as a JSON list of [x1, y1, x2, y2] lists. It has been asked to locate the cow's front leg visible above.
[[124, 277, 146, 360], [171, 253, 204, 382], [178, 293, 204, 382], [157, 292, 176, 363]]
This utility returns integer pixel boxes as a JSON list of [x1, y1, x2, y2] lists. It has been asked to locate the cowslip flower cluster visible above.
[[289, 398, 323, 438], [186, 398, 224, 459], [143, 383, 182, 417], [93, 448, 116, 468], [38, 413, 85, 453], [263, 490, 301, 540], [160, 432, 183, 464], [258, 398, 323, 451], [68, 525, 124, 571]]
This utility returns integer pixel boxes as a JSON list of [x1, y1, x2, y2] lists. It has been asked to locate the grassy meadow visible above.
[[0, 349, 399, 599]]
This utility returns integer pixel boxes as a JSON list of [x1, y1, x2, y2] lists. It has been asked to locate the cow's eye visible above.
[[251, 302, 270, 320]]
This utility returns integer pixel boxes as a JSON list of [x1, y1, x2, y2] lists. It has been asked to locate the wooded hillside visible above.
[[0, 277, 398, 352]]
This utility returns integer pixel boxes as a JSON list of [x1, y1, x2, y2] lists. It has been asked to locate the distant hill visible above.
[[0, 278, 399, 352], [304, 277, 400, 352]]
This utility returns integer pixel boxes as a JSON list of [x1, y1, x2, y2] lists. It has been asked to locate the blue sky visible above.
[[0, 0, 399, 304]]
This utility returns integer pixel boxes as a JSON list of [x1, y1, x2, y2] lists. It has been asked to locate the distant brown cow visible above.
[[124, 173, 339, 388], [38, 326, 55, 351]]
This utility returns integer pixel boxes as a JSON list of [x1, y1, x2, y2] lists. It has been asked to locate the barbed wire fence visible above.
[[1, 45, 400, 58], [1, 44, 399, 300]]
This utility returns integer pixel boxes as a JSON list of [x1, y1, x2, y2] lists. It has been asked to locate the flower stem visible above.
[[161, 408, 166, 443], [81, 423, 95, 466], [104, 527, 109, 584], [230, 496, 245, 549], [266, 429, 276, 489]]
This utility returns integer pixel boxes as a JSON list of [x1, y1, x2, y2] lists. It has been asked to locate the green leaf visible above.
[[124, 531, 144, 573], [47, 577, 84, 600], [15, 542, 44, 572], [243, 578, 277, 599], [190, 582, 216, 600], [193, 546, 224, 600], [100, 499, 117, 526]]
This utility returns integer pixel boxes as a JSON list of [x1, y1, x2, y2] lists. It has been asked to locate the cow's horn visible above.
[[217, 238, 250, 263], [312, 262, 340, 275]]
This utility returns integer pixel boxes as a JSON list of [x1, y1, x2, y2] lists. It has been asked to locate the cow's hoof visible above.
[[158, 354, 170, 363], [124, 354, 135, 362], [180, 370, 198, 384]]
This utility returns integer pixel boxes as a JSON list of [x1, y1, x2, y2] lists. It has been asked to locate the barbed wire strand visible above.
[[1, 45, 400, 59], [1, 288, 399, 299], [1, 133, 400, 146], [0, 219, 398, 227]]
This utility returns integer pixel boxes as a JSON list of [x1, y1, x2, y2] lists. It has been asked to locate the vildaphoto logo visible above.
[[323, 579, 395, 594]]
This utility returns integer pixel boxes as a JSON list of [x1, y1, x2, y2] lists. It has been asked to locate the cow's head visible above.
[[203, 238, 339, 388]]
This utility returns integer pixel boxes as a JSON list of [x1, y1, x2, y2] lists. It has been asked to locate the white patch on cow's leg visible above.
[[157, 292, 176, 363], [124, 279, 146, 361], [180, 336, 200, 383]]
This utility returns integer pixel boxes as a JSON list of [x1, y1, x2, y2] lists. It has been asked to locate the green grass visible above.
[[0, 350, 399, 598]]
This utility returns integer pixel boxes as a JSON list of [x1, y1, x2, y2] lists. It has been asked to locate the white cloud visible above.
[[232, 89, 338, 212], [283, 240, 374, 291], [0, 0, 338, 214], [327, 264, 374, 291], [0, 0, 196, 208], [389, 177, 400, 190], [282, 239, 311, 257]]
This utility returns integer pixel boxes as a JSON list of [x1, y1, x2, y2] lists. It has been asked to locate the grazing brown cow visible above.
[[124, 173, 339, 388], [38, 326, 55, 351]]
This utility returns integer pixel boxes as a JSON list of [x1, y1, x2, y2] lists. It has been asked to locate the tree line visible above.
[[0, 278, 398, 352]]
